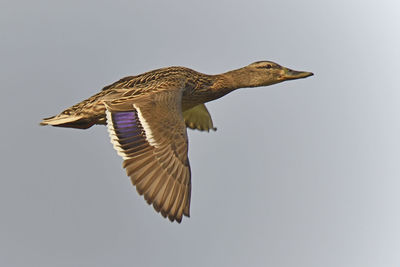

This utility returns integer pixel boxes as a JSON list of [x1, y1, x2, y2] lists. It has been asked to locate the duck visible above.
[[40, 61, 313, 223]]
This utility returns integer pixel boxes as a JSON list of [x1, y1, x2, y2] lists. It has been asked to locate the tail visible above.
[[40, 90, 110, 129], [40, 113, 96, 129], [40, 96, 106, 129]]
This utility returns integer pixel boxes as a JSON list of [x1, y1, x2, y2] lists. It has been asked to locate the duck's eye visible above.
[[265, 64, 272, 69]]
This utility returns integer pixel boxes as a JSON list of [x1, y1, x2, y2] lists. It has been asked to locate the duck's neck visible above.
[[212, 67, 252, 92], [183, 67, 253, 109]]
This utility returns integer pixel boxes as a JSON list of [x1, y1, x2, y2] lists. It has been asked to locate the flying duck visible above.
[[40, 61, 313, 223]]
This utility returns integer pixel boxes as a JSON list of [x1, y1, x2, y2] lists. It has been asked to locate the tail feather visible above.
[[40, 114, 95, 129]]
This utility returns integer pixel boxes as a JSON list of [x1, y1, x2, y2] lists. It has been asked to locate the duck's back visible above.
[[39, 67, 209, 129]]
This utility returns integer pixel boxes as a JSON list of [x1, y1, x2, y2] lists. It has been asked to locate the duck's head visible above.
[[239, 61, 313, 88]]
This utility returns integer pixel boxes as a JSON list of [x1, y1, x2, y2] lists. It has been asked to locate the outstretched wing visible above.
[[105, 91, 191, 223]]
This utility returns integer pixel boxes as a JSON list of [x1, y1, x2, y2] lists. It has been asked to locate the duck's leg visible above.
[[183, 104, 217, 132]]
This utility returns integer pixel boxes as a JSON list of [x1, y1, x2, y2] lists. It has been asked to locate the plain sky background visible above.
[[1, 0, 400, 266]]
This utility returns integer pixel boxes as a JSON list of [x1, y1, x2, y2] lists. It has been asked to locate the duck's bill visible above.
[[283, 68, 314, 80]]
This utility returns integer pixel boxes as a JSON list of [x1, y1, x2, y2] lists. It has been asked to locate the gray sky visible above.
[[1, 0, 400, 266]]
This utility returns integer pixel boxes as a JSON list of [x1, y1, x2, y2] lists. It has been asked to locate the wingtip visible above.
[[183, 208, 190, 218], [168, 215, 182, 223]]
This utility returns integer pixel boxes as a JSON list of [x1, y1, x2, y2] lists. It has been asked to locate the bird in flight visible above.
[[40, 61, 313, 223]]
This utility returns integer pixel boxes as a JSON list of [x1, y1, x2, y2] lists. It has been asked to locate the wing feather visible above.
[[105, 90, 191, 223]]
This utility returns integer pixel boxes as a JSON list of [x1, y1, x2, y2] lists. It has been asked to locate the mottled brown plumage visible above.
[[40, 61, 313, 223]]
